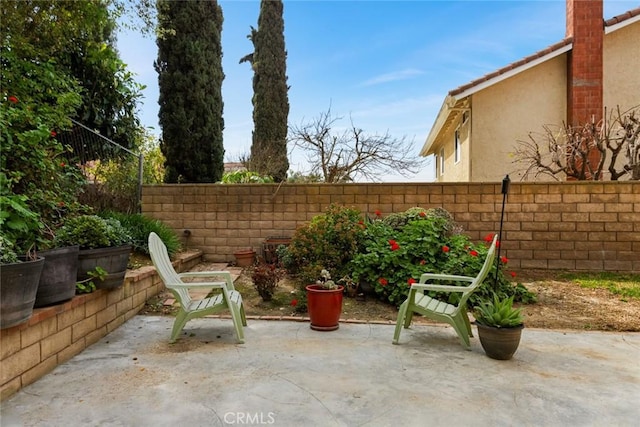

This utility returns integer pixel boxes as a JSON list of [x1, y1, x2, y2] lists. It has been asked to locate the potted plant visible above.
[[474, 294, 524, 360], [262, 236, 291, 265], [306, 269, 344, 331], [251, 261, 284, 302], [55, 215, 132, 290], [233, 248, 256, 268], [0, 192, 45, 329]]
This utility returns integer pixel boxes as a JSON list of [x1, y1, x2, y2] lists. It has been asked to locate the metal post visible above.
[[495, 174, 510, 288], [137, 154, 144, 213]]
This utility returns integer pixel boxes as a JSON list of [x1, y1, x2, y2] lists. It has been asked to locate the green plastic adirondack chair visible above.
[[392, 235, 498, 349], [148, 232, 247, 343]]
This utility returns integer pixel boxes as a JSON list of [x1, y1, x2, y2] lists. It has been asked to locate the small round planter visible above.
[[77, 245, 131, 290], [306, 284, 344, 331], [261, 236, 291, 264], [233, 249, 256, 268], [1, 256, 45, 329], [476, 322, 524, 360], [35, 245, 79, 307]]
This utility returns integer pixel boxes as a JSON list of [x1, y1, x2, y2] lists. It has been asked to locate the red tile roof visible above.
[[604, 7, 640, 26], [449, 38, 573, 97], [448, 7, 640, 98]]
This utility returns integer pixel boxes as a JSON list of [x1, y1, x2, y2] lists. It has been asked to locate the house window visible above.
[[454, 129, 461, 164], [439, 148, 445, 176]]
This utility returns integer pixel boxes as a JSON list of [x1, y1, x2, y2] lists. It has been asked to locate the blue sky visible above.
[[117, 0, 638, 182]]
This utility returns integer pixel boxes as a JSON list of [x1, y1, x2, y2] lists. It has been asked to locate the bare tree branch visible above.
[[288, 108, 426, 182], [513, 105, 640, 181]]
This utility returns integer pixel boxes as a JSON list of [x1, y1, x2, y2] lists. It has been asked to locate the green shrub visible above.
[[55, 215, 131, 249], [280, 204, 365, 310], [0, 185, 43, 258], [100, 211, 181, 256], [221, 170, 274, 183], [282, 204, 365, 283]]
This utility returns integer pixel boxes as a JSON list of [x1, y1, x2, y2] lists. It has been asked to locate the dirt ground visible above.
[[139, 262, 640, 332]]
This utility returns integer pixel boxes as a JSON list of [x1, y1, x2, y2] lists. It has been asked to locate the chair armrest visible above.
[[169, 281, 228, 290], [414, 273, 475, 293], [420, 273, 474, 283], [178, 271, 236, 291], [411, 283, 474, 293], [178, 271, 232, 279]]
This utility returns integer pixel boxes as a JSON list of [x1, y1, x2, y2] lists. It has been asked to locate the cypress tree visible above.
[[241, 0, 290, 182], [155, 0, 225, 183]]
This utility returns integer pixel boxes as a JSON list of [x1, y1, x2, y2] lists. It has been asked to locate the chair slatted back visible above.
[[148, 232, 191, 306]]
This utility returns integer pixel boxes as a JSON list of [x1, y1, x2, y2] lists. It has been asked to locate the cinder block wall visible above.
[[0, 251, 201, 400], [142, 181, 640, 273]]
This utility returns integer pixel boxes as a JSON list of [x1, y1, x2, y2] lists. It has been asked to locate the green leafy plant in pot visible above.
[[55, 215, 132, 290], [0, 191, 45, 329], [474, 294, 524, 360]]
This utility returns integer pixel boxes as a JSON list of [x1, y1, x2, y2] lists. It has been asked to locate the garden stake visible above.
[[495, 174, 510, 289]]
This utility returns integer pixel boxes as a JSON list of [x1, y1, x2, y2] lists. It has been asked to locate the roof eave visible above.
[[421, 95, 456, 156], [454, 43, 572, 99]]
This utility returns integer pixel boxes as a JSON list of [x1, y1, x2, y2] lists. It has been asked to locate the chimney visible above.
[[566, 0, 604, 126]]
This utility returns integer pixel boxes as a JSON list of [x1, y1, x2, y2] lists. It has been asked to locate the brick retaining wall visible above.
[[0, 251, 201, 400], [142, 181, 639, 272]]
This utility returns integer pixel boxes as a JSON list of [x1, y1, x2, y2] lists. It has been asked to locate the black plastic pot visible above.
[[35, 245, 80, 307], [77, 245, 131, 290], [1, 256, 45, 329], [476, 322, 524, 360]]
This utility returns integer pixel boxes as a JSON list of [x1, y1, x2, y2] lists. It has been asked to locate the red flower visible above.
[[419, 259, 426, 265], [50, 130, 57, 137], [378, 278, 388, 286], [419, 211, 426, 217], [407, 278, 417, 286], [484, 233, 494, 243], [510, 271, 517, 278], [8, 96, 18, 104], [496, 241, 500, 248], [60, 162, 66, 168], [442, 245, 450, 253], [57, 201, 65, 207], [469, 250, 478, 257], [290, 299, 298, 307], [375, 209, 382, 217], [388, 239, 400, 251], [500, 256, 508, 264]]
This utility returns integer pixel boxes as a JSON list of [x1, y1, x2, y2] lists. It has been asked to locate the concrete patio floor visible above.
[[2, 316, 639, 427]]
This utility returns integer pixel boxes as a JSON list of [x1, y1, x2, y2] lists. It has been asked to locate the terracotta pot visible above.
[[233, 249, 256, 267], [476, 322, 524, 360], [1, 256, 45, 329], [35, 245, 79, 307], [306, 284, 344, 331]]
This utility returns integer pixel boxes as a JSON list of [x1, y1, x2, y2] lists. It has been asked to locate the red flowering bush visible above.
[[350, 212, 535, 307], [350, 210, 455, 306]]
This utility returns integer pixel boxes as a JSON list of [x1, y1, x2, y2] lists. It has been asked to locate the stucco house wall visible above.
[[470, 56, 567, 182], [423, 3, 639, 183], [603, 22, 640, 113]]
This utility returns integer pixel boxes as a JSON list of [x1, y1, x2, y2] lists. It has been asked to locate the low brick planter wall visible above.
[[0, 250, 202, 401]]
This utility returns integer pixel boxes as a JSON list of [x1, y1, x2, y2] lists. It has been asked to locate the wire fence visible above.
[[59, 119, 143, 213]]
